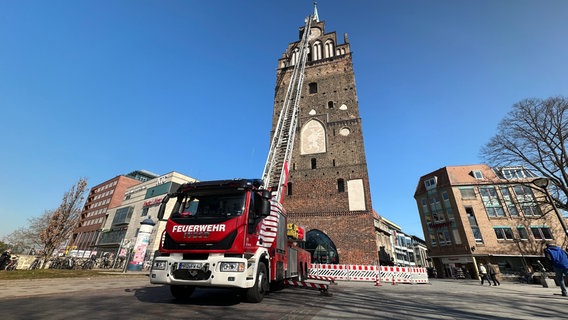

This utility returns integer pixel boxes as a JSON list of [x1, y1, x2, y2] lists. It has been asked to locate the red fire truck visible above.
[[150, 10, 318, 302], [150, 179, 310, 302]]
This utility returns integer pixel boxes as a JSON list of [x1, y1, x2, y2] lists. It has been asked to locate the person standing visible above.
[[544, 243, 568, 297], [0, 250, 11, 270], [479, 263, 491, 286], [487, 263, 500, 286]]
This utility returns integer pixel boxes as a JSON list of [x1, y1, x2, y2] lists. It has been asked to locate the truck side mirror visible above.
[[157, 194, 170, 221], [259, 190, 272, 217]]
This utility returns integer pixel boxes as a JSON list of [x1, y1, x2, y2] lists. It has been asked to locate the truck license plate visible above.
[[179, 262, 202, 270]]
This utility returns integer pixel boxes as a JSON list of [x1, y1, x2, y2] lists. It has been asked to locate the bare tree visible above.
[[36, 178, 88, 265], [480, 97, 568, 210]]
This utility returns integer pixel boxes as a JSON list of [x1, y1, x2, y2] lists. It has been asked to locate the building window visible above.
[[472, 170, 484, 179], [309, 82, 318, 94], [500, 186, 519, 216], [531, 226, 554, 240], [521, 204, 541, 217], [328, 101, 334, 109], [141, 207, 149, 216], [324, 40, 334, 58], [337, 179, 345, 193], [313, 41, 322, 60], [517, 226, 529, 240], [494, 227, 514, 240], [501, 167, 537, 179], [479, 186, 505, 217], [466, 206, 484, 243], [513, 185, 535, 202], [424, 177, 437, 190], [459, 187, 476, 199], [421, 198, 429, 214], [311, 158, 317, 169], [287, 182, 293, 196]]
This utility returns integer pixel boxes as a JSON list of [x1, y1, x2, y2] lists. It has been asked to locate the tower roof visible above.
[[313, 1, 320, 22]]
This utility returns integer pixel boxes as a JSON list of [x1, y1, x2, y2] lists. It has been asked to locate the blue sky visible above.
[[1, 1, 568, 240]]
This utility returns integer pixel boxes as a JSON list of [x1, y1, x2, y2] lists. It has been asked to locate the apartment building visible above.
[[70, 170, 158, 254], [414, 164, 567, 279], [96, 171, 196, 267], [374, 214, 427, 267]]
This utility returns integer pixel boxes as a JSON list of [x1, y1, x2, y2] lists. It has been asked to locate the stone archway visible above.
[[306, 229, 339, 264]]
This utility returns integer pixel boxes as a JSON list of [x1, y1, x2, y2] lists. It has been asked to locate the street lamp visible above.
[[532, 177, 568, 241]]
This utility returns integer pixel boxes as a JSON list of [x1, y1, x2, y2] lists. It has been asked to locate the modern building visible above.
[[273, 4, 377, 265], [96, 171, 197, 265], [374, 214, 428, 267], [412, 236, 430, 269], [70, 170, 158, 254], [414, 164, 568, 279]]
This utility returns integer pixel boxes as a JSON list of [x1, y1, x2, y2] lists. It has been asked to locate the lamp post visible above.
[[532, 177, 568, 241]]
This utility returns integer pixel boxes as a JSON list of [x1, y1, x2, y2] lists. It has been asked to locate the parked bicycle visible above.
[[5, 256, 19, 271], [29, 257, 41, 270]]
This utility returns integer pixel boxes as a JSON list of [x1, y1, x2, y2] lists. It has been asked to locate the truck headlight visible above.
[[153, 260, 167, 270], [220, 262, 245, 272]]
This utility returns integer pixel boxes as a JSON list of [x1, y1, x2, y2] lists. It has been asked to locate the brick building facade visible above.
[[272, 9, 377, 265], [70, 170, 158, 252], [415, 164, 568, 279]]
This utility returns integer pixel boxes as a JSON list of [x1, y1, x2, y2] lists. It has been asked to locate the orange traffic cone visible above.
[[375, 275, 381, 286]]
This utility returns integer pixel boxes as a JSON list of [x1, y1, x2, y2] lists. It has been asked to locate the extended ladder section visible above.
[[262, 15, 314, 203]]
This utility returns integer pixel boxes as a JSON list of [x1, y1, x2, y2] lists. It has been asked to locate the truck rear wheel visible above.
[[245, 262, 268, 303], [170, 285, 195, 300]]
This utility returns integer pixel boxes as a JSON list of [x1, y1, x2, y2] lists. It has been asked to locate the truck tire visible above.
[[245, 262, 268, 303], [170, 285, 195, 300]]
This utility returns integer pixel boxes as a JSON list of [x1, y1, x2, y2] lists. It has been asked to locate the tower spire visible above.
[[313, 1, 319, 22]]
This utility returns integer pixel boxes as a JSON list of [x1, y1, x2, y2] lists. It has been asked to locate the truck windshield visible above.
[[178, 192, 246, 218]]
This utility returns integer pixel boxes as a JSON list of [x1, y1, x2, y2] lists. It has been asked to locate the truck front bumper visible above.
[[149, 253, 256, 289]]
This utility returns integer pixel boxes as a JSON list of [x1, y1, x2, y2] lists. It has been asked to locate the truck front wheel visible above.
[[170, 285, 195, 300], [245, 262, 268, 303]]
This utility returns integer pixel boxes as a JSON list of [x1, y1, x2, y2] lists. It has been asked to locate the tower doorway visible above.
[[306, 229, 339, 264]]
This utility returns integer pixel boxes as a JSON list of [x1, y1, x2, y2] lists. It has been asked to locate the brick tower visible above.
[[271, 6, 377, 265]]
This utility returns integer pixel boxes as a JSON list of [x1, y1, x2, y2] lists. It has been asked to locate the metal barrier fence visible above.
[[309, 264, 429, 284]]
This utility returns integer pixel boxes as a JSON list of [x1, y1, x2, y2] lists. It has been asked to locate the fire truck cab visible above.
[[150, 179, 309, 302]]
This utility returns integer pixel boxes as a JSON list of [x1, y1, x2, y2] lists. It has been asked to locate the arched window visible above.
[[311, 158, 317, 169], [313, 41, 322, 61], [328, 101, 334, 109], [337, 179, 345, 193], [324, 40, 335, 58], [306, 230, 339, 264], [300, 119, 326, 155], [291, 47, 300, 66]]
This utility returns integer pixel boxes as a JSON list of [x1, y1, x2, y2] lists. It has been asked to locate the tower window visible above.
[[309, 82, 318, 94], [287, 182, 293, 196], [328, 101, 334, 109], [337, 179, 345, 193], [311, 158, 317, 169]]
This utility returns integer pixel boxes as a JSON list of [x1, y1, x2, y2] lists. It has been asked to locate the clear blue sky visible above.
[[2, 1, 568, 240]]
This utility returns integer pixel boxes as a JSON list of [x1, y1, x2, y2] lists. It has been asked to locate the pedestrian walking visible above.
[[0, 250, 11, 270], [478, 263, 491, 286], [543, 243, 568, 297], [487, 263, 500, 286]]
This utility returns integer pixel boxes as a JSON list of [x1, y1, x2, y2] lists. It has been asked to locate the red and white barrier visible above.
[[309, 264, 429, 284]]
